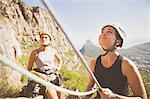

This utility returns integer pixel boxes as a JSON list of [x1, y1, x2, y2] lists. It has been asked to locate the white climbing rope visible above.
[[41, 0, 102, 92], [0, 54, 98, 96]]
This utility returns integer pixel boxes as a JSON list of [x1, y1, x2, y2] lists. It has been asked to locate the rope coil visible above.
[[0, 54, 98, 96]]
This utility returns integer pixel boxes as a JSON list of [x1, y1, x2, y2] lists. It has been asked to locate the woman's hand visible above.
[[98, 88, 117, 99], [31, 70, 47, 80]]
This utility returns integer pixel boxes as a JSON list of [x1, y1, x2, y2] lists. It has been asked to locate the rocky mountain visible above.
[[80, 39, 101, 58], [0, 0, 83, 97], [80, 39, 150, 69], [0, 0, 149, 98], [119, 42, 150, 68]]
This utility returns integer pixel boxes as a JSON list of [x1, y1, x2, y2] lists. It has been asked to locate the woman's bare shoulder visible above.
[[122, 56, 138, 75], [30, 48, 40, 56], [122, 56, 136, 68], [89, 58, 97, 72]]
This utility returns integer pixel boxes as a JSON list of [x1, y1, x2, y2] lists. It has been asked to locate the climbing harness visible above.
[[0, 54, 98, 96], [0, 0, 103, 97]]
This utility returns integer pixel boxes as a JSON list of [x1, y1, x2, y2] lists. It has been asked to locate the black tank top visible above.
[[94, 55, 129, 98]]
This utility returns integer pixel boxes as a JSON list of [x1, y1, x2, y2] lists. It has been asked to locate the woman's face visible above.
[[99, 26, 117, 49], [40, 34, 51, 46]]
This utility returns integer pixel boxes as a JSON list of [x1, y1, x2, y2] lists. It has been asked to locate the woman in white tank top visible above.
[[28, 32, 63, 99]]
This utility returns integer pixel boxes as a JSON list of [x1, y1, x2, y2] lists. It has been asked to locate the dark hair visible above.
[[116, 32, 123, 47]]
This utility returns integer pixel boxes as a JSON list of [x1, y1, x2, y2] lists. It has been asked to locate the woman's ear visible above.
[[98, 35, 102, 46], [116, 40, 121, 47]]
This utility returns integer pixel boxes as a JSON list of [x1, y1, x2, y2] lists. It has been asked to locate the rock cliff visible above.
[[0, 0, 83, 97]]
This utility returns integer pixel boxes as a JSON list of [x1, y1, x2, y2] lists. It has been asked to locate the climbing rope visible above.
[[0, 0, 102, 96], [41, 0, 102, 92], [0, 54, 98, 96]]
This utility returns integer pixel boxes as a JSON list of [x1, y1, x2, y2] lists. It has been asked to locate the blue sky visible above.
[[25, 0, 150, 49]]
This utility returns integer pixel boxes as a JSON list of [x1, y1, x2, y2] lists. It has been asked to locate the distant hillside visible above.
[[119, 42, 150, 68], [80, 40, 150, 69], [80, 39, 101, 58]]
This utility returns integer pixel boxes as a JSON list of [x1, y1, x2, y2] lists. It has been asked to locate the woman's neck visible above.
[[102, 50, 119, 57], [40, 45, 51, 51], [101, 51, 119, 68]]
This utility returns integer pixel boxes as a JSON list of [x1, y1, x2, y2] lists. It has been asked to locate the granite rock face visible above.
[[0, 0, 83, 97]]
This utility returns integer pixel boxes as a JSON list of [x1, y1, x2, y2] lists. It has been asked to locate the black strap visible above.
[[101, 40, 117, 56]]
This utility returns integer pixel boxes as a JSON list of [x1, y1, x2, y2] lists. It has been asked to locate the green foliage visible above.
[[61, 66, 150, 98], [0, 55, 28, 97], [17, 55, 29, 83], [64, 51, 75, 56], [61, 66, 89, 92], [21, 75, 29, 83], [0, 76, 21, 97], [17, 55, 28, 67], [141, 73, 150, 98]]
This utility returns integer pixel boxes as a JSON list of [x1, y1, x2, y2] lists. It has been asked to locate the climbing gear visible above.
[[20, 67, 64, 98], [0, 54, 98, 96], [33, 68, 63, 86], [111, 24, 127, 43]]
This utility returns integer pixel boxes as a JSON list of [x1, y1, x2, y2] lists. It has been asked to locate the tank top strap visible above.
[[117, 55, 123, 66], [95, 55, 123, 69]]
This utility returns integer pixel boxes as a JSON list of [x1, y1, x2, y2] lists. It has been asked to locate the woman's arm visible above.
[[121, 57, 147, 99], [54, 49, 62, 70], [28, 50, 36, 71], [30, 70, 47, 80], [82, 59, 96, 99]]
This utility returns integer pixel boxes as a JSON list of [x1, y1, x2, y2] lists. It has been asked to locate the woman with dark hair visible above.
[[83, 24, 147, 99]]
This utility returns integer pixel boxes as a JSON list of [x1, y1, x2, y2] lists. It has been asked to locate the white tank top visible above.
[[35, 48, 55, 70]]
